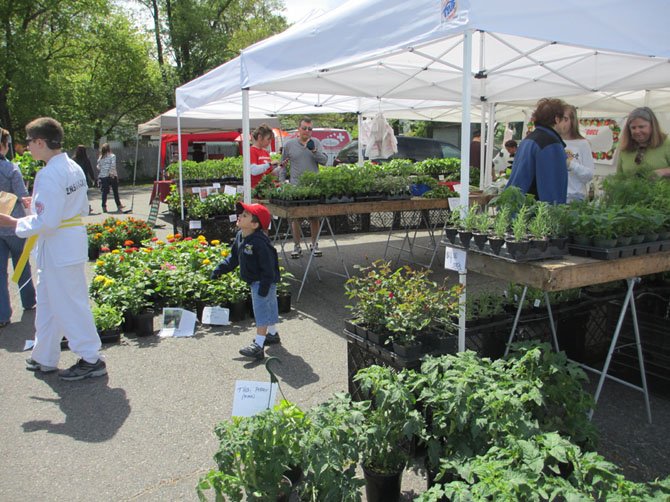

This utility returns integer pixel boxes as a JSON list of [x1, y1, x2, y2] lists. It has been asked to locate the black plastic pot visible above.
[[392, 341, 423, 359], [133, 310, 155, 337], [277, 293, 291, 314], [505, 239, 530, 259], [488, 236, 505, 255], [444, 227, 458, 244], [367, 330, 390, 347], [472, 232, 488, 250], [227, 300, 247, 322], [530, 237, 549, 252], [363, 465, 403, 502], [457, 230, 473, 249]]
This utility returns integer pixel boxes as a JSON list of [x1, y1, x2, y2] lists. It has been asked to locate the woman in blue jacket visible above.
[[507, 98, 570, 203]]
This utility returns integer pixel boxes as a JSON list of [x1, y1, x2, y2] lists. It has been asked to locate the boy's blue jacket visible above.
[[506, 125, 568, 204], [211, 230, 280, 297]]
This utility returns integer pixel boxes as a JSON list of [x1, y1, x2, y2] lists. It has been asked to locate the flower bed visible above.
[[87, 217, 154, 254], [90, 234, 249, 317]]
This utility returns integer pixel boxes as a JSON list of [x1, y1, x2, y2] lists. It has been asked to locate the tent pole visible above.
[[177, 111, 185, 223], [484, 102, 496, 188], [458, 30, 473, 354], [156, 126, 163, 181], [130, 133, 139, 212], [242, 88, 251, 204], [357, 112, 363, 166], [478, 31, 486, 191]]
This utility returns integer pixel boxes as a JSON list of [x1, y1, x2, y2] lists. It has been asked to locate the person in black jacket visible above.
[[211, 202, 280, 360]]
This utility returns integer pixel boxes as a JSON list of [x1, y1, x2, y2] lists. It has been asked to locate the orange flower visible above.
[[124, 240, 134, 246]]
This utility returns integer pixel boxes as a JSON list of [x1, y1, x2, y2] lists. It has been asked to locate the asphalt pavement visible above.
[[0, 183, 668, 501]]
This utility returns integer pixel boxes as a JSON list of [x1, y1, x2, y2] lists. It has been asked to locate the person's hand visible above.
[[0, 214, 18, 228], [210, 268, 222, 280], [21, 197, 32, 208]]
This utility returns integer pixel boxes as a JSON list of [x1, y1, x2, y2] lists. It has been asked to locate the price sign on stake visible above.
[[444, 246, 467, 273]]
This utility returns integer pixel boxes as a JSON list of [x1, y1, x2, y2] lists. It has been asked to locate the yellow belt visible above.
[[12, 215, 84, 283]]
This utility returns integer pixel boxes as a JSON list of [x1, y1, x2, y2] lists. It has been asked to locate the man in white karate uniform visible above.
[[0, 117, 106, 380]]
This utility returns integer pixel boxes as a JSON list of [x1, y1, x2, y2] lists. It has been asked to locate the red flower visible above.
[[151, 237, 158, 242], [375, 279, 382, 286], [100, 246, 110, 252], [183, 237, 193, 241], [124, 248, 134, 253], [389, 292, 394, 298]]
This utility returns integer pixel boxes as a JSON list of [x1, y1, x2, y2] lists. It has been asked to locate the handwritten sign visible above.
[[232, 380, 278, 417], [224, 185, 237, 196], [189, 220, 202, 229], [444, 246, 467, 273]]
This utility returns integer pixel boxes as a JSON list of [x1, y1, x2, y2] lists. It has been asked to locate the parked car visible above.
[[333, 136, 461, 165]]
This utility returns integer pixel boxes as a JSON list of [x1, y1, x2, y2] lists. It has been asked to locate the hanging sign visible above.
[[579, 118, 621, 165]]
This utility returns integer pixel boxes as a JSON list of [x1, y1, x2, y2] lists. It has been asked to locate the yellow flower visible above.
[[111, 249, 121, 254], [220, 249, 230, 257], [96, 260, 104, 267], [94, 275, 106, 283], [104, 278, 115, 287], [197, 235, 207, 242], [156, 240, 165, 245], [211, 239, 220, 245], [166, 234, 174, 240], [202, 259, 211, 265]]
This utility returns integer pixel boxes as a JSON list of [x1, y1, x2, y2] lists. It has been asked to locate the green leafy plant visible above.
[[492, 207, 511, 238], [529, 201, 551, 239], [510, 205, 530, 241], [91, 304, 123, 331]]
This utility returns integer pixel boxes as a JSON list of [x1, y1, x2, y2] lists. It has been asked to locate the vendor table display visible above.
[[267, 196, 489, 302], [465, 250, 670, 422]]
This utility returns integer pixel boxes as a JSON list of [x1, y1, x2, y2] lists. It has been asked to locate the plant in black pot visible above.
[[457, 205, 480, 249], [276, 267, 294, 314], [505, 205, 531, 259], [528, 201, 551, 252], [489, 207, 510, 255], [443, 209, 462, 245], [471, 210, 491, 250], [354, 366, 425, 502], [92, 303, 123, 343], [197, 400, 307, 502]]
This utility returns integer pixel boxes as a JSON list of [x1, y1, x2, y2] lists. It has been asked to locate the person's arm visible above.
[[312, 139, 328, 165], [567, 142, 594, 184], [536, 145, 567, 204], [11, 165, 29, 199]]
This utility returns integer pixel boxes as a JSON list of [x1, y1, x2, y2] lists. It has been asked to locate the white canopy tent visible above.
[[172, 0, 670, 351]]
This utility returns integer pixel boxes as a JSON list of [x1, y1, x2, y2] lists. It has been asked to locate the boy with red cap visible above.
[[210, 202, 281, 360]]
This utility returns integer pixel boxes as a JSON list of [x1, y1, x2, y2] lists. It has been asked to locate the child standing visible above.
[[211, 202, 281, 360]]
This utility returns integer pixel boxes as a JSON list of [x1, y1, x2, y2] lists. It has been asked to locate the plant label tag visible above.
[[212, 182, 221, 188], [232, 380, 279, 417], [533, 299, 541, 308], [444, 246, 467, 273], [236, 185, 245, 194], [189, 220, 202, 229], [191, 187, 201, 194], [159, 308, 197, 337], [201, 306, 230, 325], [439, 175, 445, 181], [229, 214, 237, 222], [224, 185, 237, 196]]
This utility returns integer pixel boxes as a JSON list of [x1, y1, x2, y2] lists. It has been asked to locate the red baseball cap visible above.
[[236, 202, 271, 230]]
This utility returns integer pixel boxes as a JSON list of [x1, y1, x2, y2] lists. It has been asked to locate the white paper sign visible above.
[[448, 197, 463, 211], [224, 185, 237, 196], [159, 308, 197, 337], [232, 380, 279, 417], [201, 306, 230, 325], [212, 182, 221, 188], [189, 220, 202, 229], [444, 246, 467, 273], [229, 214, 237, 222], [236, 185, 245, 194], [191, 187, 201, 194], [23, 339, 35, 351]]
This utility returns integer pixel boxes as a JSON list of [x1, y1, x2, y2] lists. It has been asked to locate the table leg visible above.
[[295, 217, 326, 303], [590, 277, 651, 423], [504, 285, 528, 357], [325, 216, 349, 279], [544, 292, 560, 352]]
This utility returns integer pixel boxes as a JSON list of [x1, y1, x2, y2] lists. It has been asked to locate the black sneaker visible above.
[[25, 358, 58, 373], [265, 332, 281, 345], [58, 358, 107, 381], [239, 341, 265, 360]]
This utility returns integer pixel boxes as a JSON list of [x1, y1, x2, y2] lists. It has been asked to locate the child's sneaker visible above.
[[25, 358, 58, 373], [291, 244, 302, 259], [58, 358, 107, 381], [310, 243, 323, 257], [265, 332, 281, 345], [239, 341, 265, 360]]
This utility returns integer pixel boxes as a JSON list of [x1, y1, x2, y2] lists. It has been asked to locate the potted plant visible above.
[[354, 366, 425, 502], [489, 207, 510, 255], [471, 210, 491, 250], [443, 209, 461, 244], [92, 303, 123, 343], [197, 400, 307, 501], [457, 205, 480, 249], [505, 205, 531, 259], [277, 267, 294, 314], [528, 202, 551, 252]]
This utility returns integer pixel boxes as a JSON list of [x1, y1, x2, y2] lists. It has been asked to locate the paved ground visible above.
[[1, 184, 668, 501]]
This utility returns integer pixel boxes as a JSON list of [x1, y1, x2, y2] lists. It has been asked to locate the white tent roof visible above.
[[239, 0, 669, 105]]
